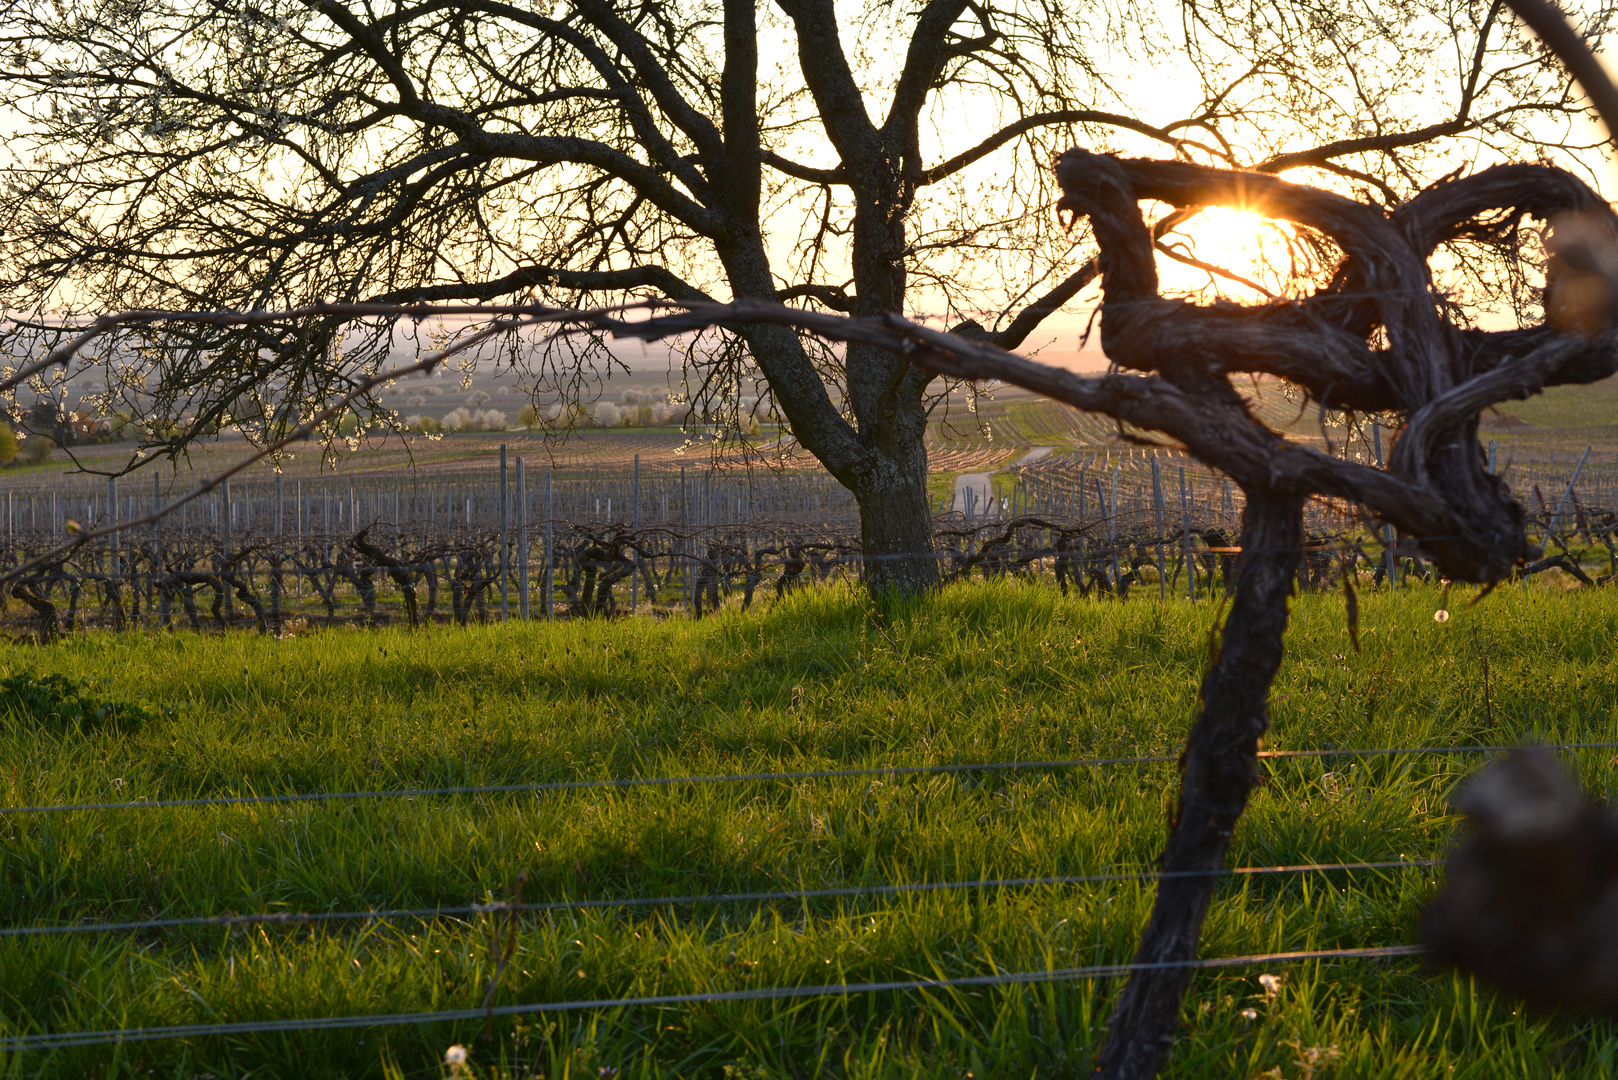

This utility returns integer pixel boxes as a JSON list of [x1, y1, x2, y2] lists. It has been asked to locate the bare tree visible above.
[[0, 0, 1608, 592]]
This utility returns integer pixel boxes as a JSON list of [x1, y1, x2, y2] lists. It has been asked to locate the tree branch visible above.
[[922, 110, 1188, 186], [369, 265, 715, 304], [1071, 153, 1450, 405], [1254, 120, 1467, 174], [463, 0, 719, 202], [761, 150, 845, 185], [451, 130, 723, 234], [306, 0, 424, 109], [720, 0, 763, 225], [1393, 161, 1605, 257], [567, 0, 727, 163], [963, 210, 1196, 351], [1154, 240, 1277, 298], [776, 282, 856, 311], [952, 260, 1095, 349], [1501, 0, 1618, 144], [773, 0, 885, 190], [307, 0, 725, 227], [884, 0, 971, 139]]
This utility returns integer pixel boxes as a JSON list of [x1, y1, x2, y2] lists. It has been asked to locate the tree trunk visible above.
[[853, 460, 937, 596], [1094, 490, 1304, 1079], [849, 394, 939, 597], [718, 231, 944, 600]]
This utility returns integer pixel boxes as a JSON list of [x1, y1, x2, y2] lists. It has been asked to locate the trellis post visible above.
[[1151, 456, 1166, 601], [1109, 464, 1120, 590], [632, 453, 640, 614], [1179, 465, 1193, 600], [1373, 422, 1398, 588], [543, 470, 553, 621], [517, 457, 529, 620], [499, 443, 509, 622]]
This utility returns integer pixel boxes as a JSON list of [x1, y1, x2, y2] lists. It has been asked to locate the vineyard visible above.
[[0, 438, 1615, 638]]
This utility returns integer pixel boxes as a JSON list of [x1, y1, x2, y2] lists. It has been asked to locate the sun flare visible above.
[[1158, 206, 1300, 299]]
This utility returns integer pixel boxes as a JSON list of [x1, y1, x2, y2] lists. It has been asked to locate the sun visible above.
[[1156, 206, 1298, 299]]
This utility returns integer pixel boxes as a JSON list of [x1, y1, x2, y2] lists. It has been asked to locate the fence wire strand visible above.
[[0, 944, 1425, 1051], [7, 741, 1615, 817], [0, 859, 1438, 939]]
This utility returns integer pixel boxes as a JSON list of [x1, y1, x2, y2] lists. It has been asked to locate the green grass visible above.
[[2, 580, 1617, 1079], [1491, 374, 1618, 435]]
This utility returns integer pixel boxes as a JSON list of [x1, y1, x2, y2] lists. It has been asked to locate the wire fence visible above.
[[5, 740, 1616, 1050]]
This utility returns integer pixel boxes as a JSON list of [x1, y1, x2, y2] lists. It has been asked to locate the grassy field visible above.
[[2, 581, 1617, 1079]]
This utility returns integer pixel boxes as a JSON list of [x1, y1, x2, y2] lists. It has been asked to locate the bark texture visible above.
[[1094, 492, 1302, 1077], [850, 425, 938, 596]]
